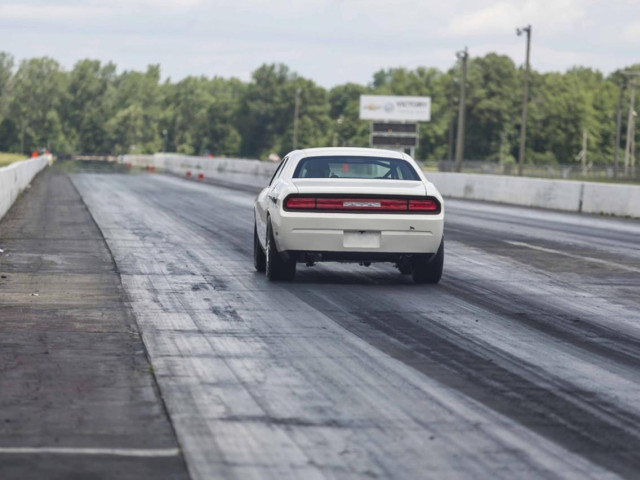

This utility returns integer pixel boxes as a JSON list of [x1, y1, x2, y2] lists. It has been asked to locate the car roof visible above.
[[291, 147, 408, 160]]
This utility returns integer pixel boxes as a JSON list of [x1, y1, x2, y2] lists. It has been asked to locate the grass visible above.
[[0, 152, 27, 167]]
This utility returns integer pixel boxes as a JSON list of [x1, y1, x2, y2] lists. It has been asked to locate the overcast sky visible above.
[[1, 0, 638, 87]]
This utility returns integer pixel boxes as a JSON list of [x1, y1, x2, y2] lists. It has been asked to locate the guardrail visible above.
[[122, 154, 640, 219], [0, 155, 52, 221]]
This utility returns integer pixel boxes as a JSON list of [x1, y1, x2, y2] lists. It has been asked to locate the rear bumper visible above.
[[282, 250, 434, 264], [271, 210, 444, 255]]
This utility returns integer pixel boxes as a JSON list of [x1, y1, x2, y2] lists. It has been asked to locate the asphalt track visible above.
[[0, 168, 189, 480], [65, 170, 640, 478]]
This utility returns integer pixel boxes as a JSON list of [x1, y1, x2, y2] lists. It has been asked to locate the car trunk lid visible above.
[[291, 179, 428, 197]]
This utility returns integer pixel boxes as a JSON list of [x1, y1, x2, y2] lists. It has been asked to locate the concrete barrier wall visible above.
[[425, 173, 584, 212], [122, 154, 640, 219], [426, 172, 640, 218], [0, 155, 52, 221], [122, 153, 278, 190], [581, 182, 640, 217], [124, 153, 277, 176]]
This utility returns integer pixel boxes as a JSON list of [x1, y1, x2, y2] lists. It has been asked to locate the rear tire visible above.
[[411, 239, 444, 284], [254, 223, 266, 272], [265, 221, 296, 282]]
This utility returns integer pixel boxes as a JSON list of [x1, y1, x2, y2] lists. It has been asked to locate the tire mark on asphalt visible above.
[[290, 290, 640, 479], [439, 277, 640, 375]]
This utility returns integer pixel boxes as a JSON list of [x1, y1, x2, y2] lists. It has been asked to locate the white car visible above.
[[253, 147, 444, 283]]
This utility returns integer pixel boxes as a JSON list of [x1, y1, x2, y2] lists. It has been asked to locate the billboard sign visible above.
[[372, 122, 418, 134], [371, 135, 418, 148], [359, 95, 431, 122]]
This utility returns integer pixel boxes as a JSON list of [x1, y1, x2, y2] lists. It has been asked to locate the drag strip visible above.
[[73, 172, 640, 479]]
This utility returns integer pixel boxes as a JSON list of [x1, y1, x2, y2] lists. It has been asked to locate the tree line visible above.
[[0, 51, 637, 165]]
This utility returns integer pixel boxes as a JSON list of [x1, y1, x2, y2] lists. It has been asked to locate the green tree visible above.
[[105, 104, 145, 155], [528, 69, 604, 163], [0, 52, 15, 146], [161, 75, 244, 156], [198, 77, 245, 156], [464, 54, 520, 161], [1, 57, 68, 153], [64, 59, 117, 153], [0, 50, 632, 168], [329, 83, 369, 148], [162, 76, 212, 154], [0, 52, 14, 110], [106, 65, 162, 153], [238, 63, 331, 158]]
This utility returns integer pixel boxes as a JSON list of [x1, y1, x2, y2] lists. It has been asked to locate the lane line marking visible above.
[[0, 447, 180, 457], [504, 241, 640, 273]]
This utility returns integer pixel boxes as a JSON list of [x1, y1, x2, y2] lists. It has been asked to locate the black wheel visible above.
[[411, 239, 444, 284], [265, 220, 296, 282], [254, 223, 266, 272]]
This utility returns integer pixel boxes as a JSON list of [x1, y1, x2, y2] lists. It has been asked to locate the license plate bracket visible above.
[[343, 231, 381, 248]]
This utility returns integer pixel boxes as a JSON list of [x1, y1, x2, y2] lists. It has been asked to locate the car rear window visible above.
[[293, 156, 420, 180]]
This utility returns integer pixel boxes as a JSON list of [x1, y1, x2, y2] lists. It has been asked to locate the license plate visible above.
[[343, 231, 381, 248]]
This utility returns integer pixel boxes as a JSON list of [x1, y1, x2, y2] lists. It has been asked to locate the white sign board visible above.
[[359, 95, 431, 122]]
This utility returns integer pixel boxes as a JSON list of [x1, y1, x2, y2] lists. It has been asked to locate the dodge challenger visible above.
[[254, 147, 444, 283]]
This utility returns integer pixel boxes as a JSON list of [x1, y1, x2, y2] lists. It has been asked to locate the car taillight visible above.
[[284, 196, 440, 213], [286, 197, 316, 209], [408, 199, 439, 211]]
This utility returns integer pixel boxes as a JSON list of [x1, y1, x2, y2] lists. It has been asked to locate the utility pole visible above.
[[516, 25, 532, 176], [447, 107, 455, 162], [447, 77, 456, 162], [624, 77, 637, 177], [333, 116, 343, 147], [580, 128, 588, 175], [499, 130, 507, 172], [20, 122, 26, 155], [614, 82, 625, 179], [293, 88, 302, 150], [632, 112, 637, 178], [454, 47, 468, 173]]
